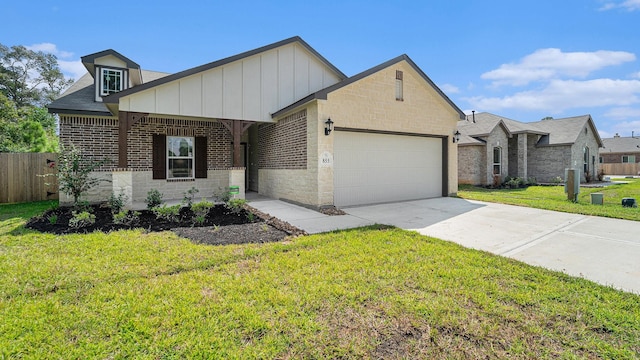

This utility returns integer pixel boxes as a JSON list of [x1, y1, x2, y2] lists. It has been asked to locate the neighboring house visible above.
[[599, 134, 640, 175], [457, 112, 603, 185], [48, 36, 465, 209], [600, 134, 640, 164]]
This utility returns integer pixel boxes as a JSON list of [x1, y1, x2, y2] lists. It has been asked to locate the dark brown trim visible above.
[[47, 108, 113, 117], [442, 137, 449, 197], [334, 127, 445, 139], [118, 111, 128, 168], [81, 49, 140, 69], [195, 136, 207, 179], [152, 134, 167, 180]]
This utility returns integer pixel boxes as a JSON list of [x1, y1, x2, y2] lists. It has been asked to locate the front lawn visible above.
[[458, 179, 640, 221], [1, 202, 639, 358]]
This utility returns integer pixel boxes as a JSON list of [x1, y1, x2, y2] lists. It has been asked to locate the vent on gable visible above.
[[395, 70, 403, 101]]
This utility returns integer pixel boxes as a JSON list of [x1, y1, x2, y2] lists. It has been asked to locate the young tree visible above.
[[53, 144, 110, 208]]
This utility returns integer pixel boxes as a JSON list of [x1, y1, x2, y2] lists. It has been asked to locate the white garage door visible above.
[[334, 131, 443, 207]]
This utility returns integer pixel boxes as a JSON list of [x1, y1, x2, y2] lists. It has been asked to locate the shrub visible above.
[[145, 189, 163, 209], [585, 170, 593, 183], [193, 215, 206, 226], [597, 169, 605, 182], [191, 199, 214, 217], [47, 214, 58, 225], [551, 176, 564, 185], [108, 191, 128, 214], [527, 177, 538, 186], [151, 204, 181, 222], [69, 211, 96, 228], [225, 198, 247, 214], [182, 187, 199, 207], [213, 187, 232, 203], [112, 210, 140, 226]]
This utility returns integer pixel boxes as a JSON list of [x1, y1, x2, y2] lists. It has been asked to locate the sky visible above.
[[3, 0, 640, 138]]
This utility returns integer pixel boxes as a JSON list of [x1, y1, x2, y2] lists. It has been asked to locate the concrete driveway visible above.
[[249, 196, 640, 294]]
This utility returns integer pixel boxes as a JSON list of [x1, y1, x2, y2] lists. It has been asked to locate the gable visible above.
[[112, 39, 344, 122], [318, 59, 462, 134]]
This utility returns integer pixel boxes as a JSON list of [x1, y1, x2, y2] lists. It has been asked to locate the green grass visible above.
[[1, 202, 639, 358], [458, 179, 640, 221]]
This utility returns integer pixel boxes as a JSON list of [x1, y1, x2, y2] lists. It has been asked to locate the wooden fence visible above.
[[0, 153, 58, 204], [601, 163, 640, 176]]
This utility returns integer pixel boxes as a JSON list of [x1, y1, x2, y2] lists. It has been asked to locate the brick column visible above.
[[518, 133, 528, 179]]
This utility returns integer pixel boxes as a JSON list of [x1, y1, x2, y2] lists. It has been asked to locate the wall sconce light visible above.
[[453, 130, 461, 143], [325, 118, 334, 136]]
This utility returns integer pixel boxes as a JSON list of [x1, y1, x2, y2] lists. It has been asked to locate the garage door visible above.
[[334, 131, 443, 207]]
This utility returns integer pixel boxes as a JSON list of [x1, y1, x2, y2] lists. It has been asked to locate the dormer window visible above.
[[100, 68, 124, 96]]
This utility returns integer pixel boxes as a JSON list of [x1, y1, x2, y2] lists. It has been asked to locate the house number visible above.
[[320, 151, 333, 168]]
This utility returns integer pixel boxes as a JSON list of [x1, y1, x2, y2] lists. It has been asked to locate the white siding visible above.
[[118, 43, 342, 122]]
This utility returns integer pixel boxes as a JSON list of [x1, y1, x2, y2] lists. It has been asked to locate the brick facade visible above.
[[258, 109, 307, 169], [458, 145, 485, 185], [60, 115, 232, 171], [59, 116, 119, 171]]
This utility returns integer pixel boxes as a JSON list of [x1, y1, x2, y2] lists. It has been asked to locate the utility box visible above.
[[564, 168, 580, 202], [590, 193, 603, 205], [622, 198, 637, 208]]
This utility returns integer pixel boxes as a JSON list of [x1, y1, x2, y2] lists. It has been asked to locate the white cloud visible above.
[[631, 71, 640, 78], [604, 106, 640, 119], [439, 83, 459, 94], [481, 48, 636, 86], [465, 78, 640, 113], [25, 43, 85, 80], [58, 60, 86, 81], [26, 43, 73, 59], [600, 0, 640, 11]]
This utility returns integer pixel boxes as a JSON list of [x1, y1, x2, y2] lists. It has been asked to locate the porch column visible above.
[[518, 133, 528, 179], [117, 111, 148, 168], [220, 120, 254, 167]]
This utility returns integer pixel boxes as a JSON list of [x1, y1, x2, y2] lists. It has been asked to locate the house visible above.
[[48, 37, 465, 209], [457, 112, 603, 185], [599, 134, 640, 175]]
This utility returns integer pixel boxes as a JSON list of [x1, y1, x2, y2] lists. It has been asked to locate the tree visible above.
[[0, 43, 71, 152], [0, 93, 58, 152], [0, 44, 73, 107]]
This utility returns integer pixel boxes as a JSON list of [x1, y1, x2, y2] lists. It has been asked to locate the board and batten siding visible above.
[[119, 43, 341, 122]]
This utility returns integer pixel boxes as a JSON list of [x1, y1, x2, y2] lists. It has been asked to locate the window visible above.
[[395, 70, 403, 101], [153, 134, 206, 180], [100, 68, 123, 96], [622, 155, 636, 163], [492, 147, 501, 174], [599, 156, 603, 164], [167, 136, 194, 178], [583, 147, 589, 173]]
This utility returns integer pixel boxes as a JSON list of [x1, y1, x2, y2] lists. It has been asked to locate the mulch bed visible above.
[[25, 204, 307, 246]]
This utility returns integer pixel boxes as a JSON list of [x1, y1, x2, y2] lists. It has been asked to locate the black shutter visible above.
[[195, 136, 207, 179], [152, 134, 166, 179]]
